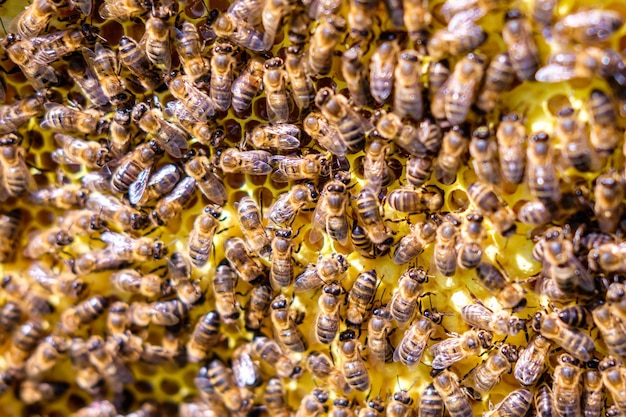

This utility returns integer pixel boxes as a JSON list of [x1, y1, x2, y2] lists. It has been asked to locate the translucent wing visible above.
[[128, 166, 152, 207]]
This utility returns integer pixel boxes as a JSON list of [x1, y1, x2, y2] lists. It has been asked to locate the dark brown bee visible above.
[[532, 311, 595, 362], [342, 44, 372, 108], [151, 176, 197, 226], [244, 285, 272, 331], [0, 301, 21, 344], [387, 185, 444, 214], [394, 220, 437, 265], [187, 311, 221, 363], [224, 237, 265, 284], [315, 87, 368, 153], [118, 35, 162, 91], [111, 141, 161, 194], [0, 209, 21, 263], [346, 269, 378, 328], [418, 383, 444, 417], [434, 125, 469, 185], [213, 261, 241, 325], [587, 88, 620, 156]]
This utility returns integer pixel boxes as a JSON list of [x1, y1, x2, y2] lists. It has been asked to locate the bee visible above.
[[266, 228, 294, 291], [552, 353, 583, 417], [18, 380, 69, 405], [355, 186, 393, 244], [463, 344, 518, 400], [209, 42, 237, 112], [5, 320, 43, 376], [263, 57, 290, 123], [106, 301, 130, 336], [134, 104, 190, 159], [166, 75, 215, 124], [167, 251, 201, 305], [309, 179, 349, 246], [224, 237, 265, 284], [429, 329, 492, 370], [151, 176, 197, 226], [433, 220, 459, 277], [467, 181, 516, 237], [273, 154, 329, 183], [535, 46, 623, 83], [475, 262, 525, 309], [86, 192, 146, 230], [295, 252, 349, 292], [339, 330, 370, 392], [370, 37, 400, 105], [593, 171, 623, 234], [266, 182, 319, 226], [587, 89, 620, 156], [248, 123, 300, 152], [418, 383, 444, 417], [296, 388, 329, 417], [2, 275, 52, 316], [526, 131, 560, 203], [22, 226, 71, 259], [543, 236, 595, 296], [555, 106, 599, 172], [428, 17, 486, 61], [98, 0, 149, 20], [502, 9, 540, 81], [433, 126, 469, 185], [352, 225, 392, 259], [59, 296, 108, 334], [101, 231, 166, 262], [175, 21, 210, 83], [476, 52, 515, 113], [427, 59, 450, 102], [461, 299, 524, 336], [432, 370, 473, 417], [470, 126, 501, 186], [557, 305, 592, 329], [358, 397, 385, 417], [83, 42, 128, 105], [532, 311, 595, 362], [40, 103, 108, 136], [555, 9, 623, 45], [0, 301, 21, 343], [3, 35, 59, 90], [8, 0, 55, 39], [582, 366, 604, 417], [264, 377, 292, 417], [329, 397, 355, 417], [245, 285, 272, 331], [394, 49, 423, 121], [385, 390, 414, 417], [307, 351, 352, 394], [212, 262, 241, 325], [143, 15, 171, 71], [110, 141, 161, 194], [341, 44, 371, 109], [118, 36, 162, 91], [69, 401, 119, 417], [303, 113, 346, 157], [212, 12, 271, 52], [346, 270, 378, 328], [402, 0, 431, 41], [366, 307, 393, 364], [68, 338, 104, 396], [271, 294, 307, 352], [108, 106, 134, 157], [199, 359, 253, 413], [493, 113, 526, 185], [284, 46, 315, 111], [456, 213, 486, 269], [32, 26, 97, 63], [187, 205, 221, 268], [483, 389, 532, 417], [165, 101, 219, 147], [129, 163, 182, 208], [315, 283, 342, 345], [218, 148, 273, 175], [432, 53, 485, 126], [387, 185, 445, 214], [394, 221, 436, 265], [0, 94, 45, 135], [28, 261, 86, 299], [0, 209, 21, 263], [376, 112, 428, 157], [389, 267, 427, 327], [592, 304, 626, 357], [184, 152, 227, 206], [393, 316, 434, 369], [30, 184, 88, 211], [252, 337, 303, 379], [533, 382, 553, 417], [261, 0, 292, 48], [599, 356, 626, 416], [231, 56, 265, 113], [363, 139, 391, 191], [187, 311, 221, 363], [24, 335, 68, 380], [589, 242, 626, 274], [315, 87, 368, 153], [149, 299, 189, 326], [307, 14, 346, 76], [51, 133, 110, 169]]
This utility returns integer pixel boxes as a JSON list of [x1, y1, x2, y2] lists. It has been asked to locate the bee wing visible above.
[[535, 64, 576, 82], [233, 351, 259, 388], [50, 149, 76, 165], [430, 349, 466, 370], [69, 0, 93, 15], [154, 123, 189, 159], [151, 307, 181, 326], [100, 230, 131, 249], [308, 198, 329, 244], [294, 267, 323, 293], [27, 261, 53, 283], [568, 253, 595, 293], [247, 160, 273, 175], [328, 215, 349, 246], [128, 166, 153, 207]]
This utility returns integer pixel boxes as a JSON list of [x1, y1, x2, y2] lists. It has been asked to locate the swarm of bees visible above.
[[0, 0, 625, 414]]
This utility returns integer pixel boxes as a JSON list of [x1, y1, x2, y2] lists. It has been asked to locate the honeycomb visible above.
[[0, 0, 625, 414]]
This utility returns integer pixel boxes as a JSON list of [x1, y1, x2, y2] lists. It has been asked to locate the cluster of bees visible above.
[[0, 0, 625, 414]]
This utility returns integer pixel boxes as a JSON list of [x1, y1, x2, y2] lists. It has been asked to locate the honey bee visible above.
[[315, 282, 342, 345], [40, 103, 108, 136], [199, 359, 253, 413], [0, 301, 21, 344], [455, 213, 485, 269], [354, 186, 392, 245], [31, 184, 89, 211], [532, 311, 595, 362], [118, 36, 163, 91], [329, 397, 355, 417], [433, 126, 469, 185], [363, 139, 392, 191], [165, 100, 219, 147], [428, 16, 486, 61], [587, 89, 620, 156], [110, 141, 161, 195], [23, 226, 71, 259], [599, 356, 626, 416], [101, 231, 166, 263], [532, 382, 553, 417], [365, 307, 393, 364], [108, 106, 134, 157], [0, 94, 45, 135], [461, 299, 525, 336], [24, 335, 68, 380], [151, 176, 196, 226], [142, 15, 172, 71], [582, 366, 604, 417], [59, 296, 108, 334], [212, 261, 242, 325], [3, 35, 59, 90], [433, 220, 459, 277], [352, 226, 392, 257], [370, 37, 400, 105], [8, 0, 55, 39], [295, 252, 349, 292], [502, 9, 540, 81], [555, 106, 599, 172], [183, 152, 227, 206], [589, 242, 626, 274], [526, 131, 560, 203], [2, 275, 52, 316], [271, 294, 307, 352], [212, 12, 271, 52], [18, 380, 69, 405], [296, 388, 329, 417], [166, 75, 215, 124], [309, 179, 349, 246], [218, 148, 274, 175], [261, 0, 292, 47], [264, 377, 292, 417], [86, 192, 147, 230], [129, 163, 183, 208], [167, 251, 201, 305], [389, 267, 427, 327], [339, 330, 370, 392], [51, 133, 110, 169], [0, 209, 21, 263], [284, 47, 314, 111], [306, 351, 351, 395], [307, 14, 346, 76], [83, 42, 129, 105], [463, 344, 518, 400], [483, 389, 532, 417], [554, 9, 623, 46], [188, 205, 221, 267], [493, 114, 526, 186], [467, 181, 516, 237], [28, 261, 86, 299], [98, 0, 149, 20], [248, 123, 300, 152], [302, 112, 347, 157], [416, 383, 444, 417], [535, 47, 623, 83], [315, 87, 369, 153], [263, 57, 290, 123], [209, 42, 237, 112], [592, 304, 626, 357], [346, 270, 378, 328], [273, 154, 329, 183], [341, 44, 371, 109], [269, 227, 295, 291], [174, 21, 210, 83], [69, 337, 104, 396], [231, 56, 265, 113], [432, 370, 473, 417], [236, 196, 270, 257], [393, 49, 423, 121], [357, 397, 385, 417], [432, 53, 485, 126], [70, 400, 119, 417], [252, 337, 303, 379], [224, 237, 265, 284], [287, 5, 311, 45], [394, 220, 437, 265], [402, 0, 431, 41], [266, 182, 319, 226], [470, 126, 502, 185], [149, 299, 189, 326], [476, 53, 515, 113], [106, 301, 131, 336], [245, 284, 272, 331], [543, 235, 595, 296], [429, 329, 492, 370], [394, 316, 434, 370], [134, 104, 190, 159], [475, 261, 525, 309], [376, 112, 429, 156], [551, 353, 583, 417], [427, 59, 450, 102], [187, 311, 221, 363], [593, 171, 623, 234], [387, 185, 445, 214]]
